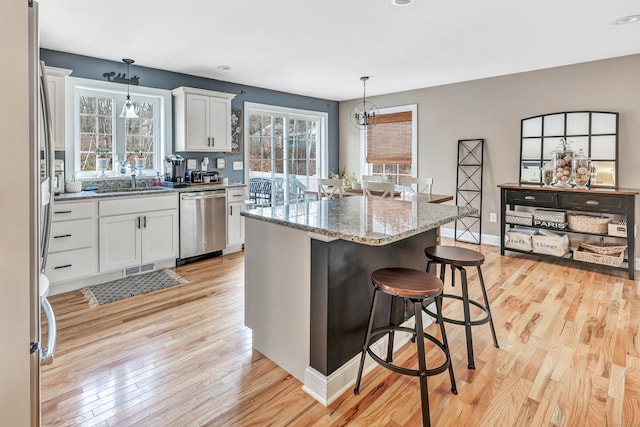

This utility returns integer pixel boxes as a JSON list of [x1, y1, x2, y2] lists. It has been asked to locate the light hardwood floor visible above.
[[41, 240, 640, 426]]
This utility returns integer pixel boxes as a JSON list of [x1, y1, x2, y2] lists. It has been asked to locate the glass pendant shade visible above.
[[119, 58, 138, 119], [120, 97, 138, 119]]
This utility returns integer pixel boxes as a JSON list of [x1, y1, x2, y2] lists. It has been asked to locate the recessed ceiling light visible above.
[[217, 65, 231, 71], [614, 14, 640, 25], [390, 0, 414, 6]]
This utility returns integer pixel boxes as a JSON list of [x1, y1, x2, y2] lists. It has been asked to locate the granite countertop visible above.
[[242, 196, 476, 246], [54, 182, 246, 201]]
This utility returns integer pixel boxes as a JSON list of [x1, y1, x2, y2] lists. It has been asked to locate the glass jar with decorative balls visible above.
[[572, 149, 592, 189], [552, 139, 574, 188]]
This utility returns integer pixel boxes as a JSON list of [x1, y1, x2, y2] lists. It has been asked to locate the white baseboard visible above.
[[439, 227, 500, 246], [302, 305, 435, 406], [222, 244, 243, 255]]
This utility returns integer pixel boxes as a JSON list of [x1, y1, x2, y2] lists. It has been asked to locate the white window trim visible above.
[[360, 104, 418, 177], [65, 77, 172, 179], [243, 102, 329, 183]]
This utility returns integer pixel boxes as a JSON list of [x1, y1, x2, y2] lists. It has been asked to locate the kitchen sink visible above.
[[95, 187, 170, 193]]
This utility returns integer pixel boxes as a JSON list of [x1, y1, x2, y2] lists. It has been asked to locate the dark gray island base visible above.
[[310, 231, 436, 376], [242, 196, 475, 405]]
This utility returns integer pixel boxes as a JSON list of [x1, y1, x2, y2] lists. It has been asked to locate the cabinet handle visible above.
[[230, 206, 233, 215], [143, 216, 147, 228], [211, 137, 214, 147], [53, 234, 72, 239], [207, 137, 211, 147], [137, 216, 141, 229], [53, 264, 72, 270], [586, 200, 599, 205], [54, 210, 72, 214], [524, 196, 536, 200]]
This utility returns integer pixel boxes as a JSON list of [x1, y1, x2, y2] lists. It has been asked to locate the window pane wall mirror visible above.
[[519, 111, 618, 188]]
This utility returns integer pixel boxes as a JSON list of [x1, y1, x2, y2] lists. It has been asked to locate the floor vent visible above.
[[140, 263, 155, 273], [124, 263, 156, 276]]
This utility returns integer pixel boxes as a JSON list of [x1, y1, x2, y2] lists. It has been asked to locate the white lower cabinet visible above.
[[226, 187, 246, 247], [45, 200, 97, 284], [99, 213, 142, 271], [99, 194, 179, 273]]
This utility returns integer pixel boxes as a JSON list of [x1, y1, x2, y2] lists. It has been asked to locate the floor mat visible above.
[[81, 269, 187, 307]]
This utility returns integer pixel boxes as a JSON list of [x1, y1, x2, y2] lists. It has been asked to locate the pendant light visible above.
[[119, 58, 138, 119], [350, 76, 378, 129]]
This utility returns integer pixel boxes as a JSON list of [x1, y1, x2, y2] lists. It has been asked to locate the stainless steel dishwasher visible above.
[[179, 190, 227, 262]]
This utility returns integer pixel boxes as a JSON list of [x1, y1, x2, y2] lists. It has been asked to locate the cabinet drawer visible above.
[[558, 193, 627, 213], [505, 190, 557, 207], [226, 188, 245, 201], [45, 247, 96, 283], [49, 218, 95, 253], [99, 194, 178, 216], [52, 201, 96, 222]]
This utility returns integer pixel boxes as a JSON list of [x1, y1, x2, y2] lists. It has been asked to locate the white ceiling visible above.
[[38, 0, 640, 101]]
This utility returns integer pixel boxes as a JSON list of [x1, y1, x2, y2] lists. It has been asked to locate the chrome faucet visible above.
[[131, 173, 137, 189]]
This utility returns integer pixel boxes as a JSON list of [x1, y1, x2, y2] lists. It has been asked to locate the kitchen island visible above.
[[242, 196, 475, 405]]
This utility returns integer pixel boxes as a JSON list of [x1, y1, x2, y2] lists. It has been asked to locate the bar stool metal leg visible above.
[[435, 296, 457, 395], [354, 289, 379, 395], [413, 299, 431, 427], [386, 296, 397, 362], [459, 266, 475, 369], [477, 265, 499, 349]]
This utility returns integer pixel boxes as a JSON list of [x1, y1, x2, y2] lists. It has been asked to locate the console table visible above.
[[499, 184, 637, 279]]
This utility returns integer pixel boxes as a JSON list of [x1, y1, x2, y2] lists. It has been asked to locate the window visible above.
[[362, 105, 417, 184], [68, 77, 172, 178], [244, 102, 328, 207]]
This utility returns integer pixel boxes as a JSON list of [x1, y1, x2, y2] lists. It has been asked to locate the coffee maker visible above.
[[163, 154, 187, 187]]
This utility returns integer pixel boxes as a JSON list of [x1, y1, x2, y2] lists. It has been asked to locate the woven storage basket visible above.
[[579, 241, 627, 255], [574, 247, 624, 267], [567, 214, 611, 234]]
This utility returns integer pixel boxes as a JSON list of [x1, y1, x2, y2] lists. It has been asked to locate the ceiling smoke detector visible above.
[[391, 0, 415, 6]]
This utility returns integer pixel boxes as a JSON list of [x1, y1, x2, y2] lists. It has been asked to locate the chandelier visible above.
[[350, 76, 378, 129]]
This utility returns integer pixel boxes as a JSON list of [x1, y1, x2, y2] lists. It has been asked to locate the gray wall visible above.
[[340, 54, 640, 240], [41, 49, 340, 183]]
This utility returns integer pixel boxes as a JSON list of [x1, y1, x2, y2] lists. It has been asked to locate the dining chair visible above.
[[317, 178, 344, 199], [361, 175, 384, 183], [401, 177, 433, 196], [363, 181, 396, 199]]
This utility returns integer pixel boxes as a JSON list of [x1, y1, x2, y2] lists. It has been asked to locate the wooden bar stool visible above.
[[424, 246, 499, 369], [354, 268, 457, 427]]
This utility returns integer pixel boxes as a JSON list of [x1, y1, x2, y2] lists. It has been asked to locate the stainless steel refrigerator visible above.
[[28, 1, 58, 424]]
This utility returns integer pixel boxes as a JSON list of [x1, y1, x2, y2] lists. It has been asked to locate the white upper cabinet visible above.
[[173, 86, 236, 152], [44, 66, 72, 150]]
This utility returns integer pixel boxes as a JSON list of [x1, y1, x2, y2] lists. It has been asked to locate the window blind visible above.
[[366, 111, 412, 164]]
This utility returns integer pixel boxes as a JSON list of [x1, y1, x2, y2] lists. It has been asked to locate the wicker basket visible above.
[[579, 241, 627, 255], [574, 247, 624, 267], [567, 214, 611, 234]]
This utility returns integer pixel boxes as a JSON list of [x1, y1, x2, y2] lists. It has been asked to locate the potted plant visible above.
[[330, 168, 351, 190], [131, 146, 146, 175], [348, 173, 361, 190], [94, 145, 111, 177], [65, 171, 82, 193]]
